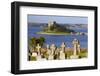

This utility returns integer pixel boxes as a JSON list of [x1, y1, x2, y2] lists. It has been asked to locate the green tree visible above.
[[29, 37, 45, 48], [39, 37, 45, 46]]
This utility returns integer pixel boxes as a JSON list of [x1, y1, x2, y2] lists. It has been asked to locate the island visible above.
[[37, 21, 75, 35]]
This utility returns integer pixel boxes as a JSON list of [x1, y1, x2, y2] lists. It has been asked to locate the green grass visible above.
[[29, 49, 88, 61], [79, 51, 88, 58], [30, 56, 37, 61], [37, 31, 71, 35]]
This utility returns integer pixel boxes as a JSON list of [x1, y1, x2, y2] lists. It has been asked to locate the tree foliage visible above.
[[29, 37, 45, 48]]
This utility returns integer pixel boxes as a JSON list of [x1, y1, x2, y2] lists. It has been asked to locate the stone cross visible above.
[[72, 39, 79, 55], [36, 44, 41, 55], [70, 39, 79, 59]]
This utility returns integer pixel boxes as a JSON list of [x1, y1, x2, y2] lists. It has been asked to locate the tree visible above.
[[39, 37, 45, 46], [29, 37, 45, 49]]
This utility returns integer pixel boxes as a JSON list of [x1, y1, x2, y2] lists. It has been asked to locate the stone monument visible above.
[[47, 44, 56, 60], [36, 44, 42, 60], [36, 44, 41, 55], [59, 43, 66, 60], [59, 50, 65, 60], [61, 42, 66, 52], [70, 39, 79, 59], [50, 44, 56, 55]]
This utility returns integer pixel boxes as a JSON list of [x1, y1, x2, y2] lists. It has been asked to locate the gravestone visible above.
[[48, 55, 54, 60], [36, 44, 41, 55], [61, 42, 66, 52], [59, 42, 66, 60], [70, 39, 79, 59], [54, 48, 59, 59], [32, 52, 37, 57], [59, 50, 65, 60], [50, 44, 56, 55]]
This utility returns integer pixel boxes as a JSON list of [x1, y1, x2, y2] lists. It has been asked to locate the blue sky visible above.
[[28, 15, 88, 24]]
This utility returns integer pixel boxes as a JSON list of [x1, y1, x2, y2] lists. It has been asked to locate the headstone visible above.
[[59, 50, 65, 60], [36, 44, 41, 55], [61, 42, 66, 52], [50, 44, 56, 55], [54, 48, 59, 59], [48, 55, 54, 60], [70, 39, 79, 59], [32, 52, 37, 57], [47, 49, 51, 55]]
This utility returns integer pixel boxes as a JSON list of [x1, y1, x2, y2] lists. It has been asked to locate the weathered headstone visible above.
[[50, 44, 56, 55], [54, 48, 59, 59], [59, 50, 65, 60], [32, 52, 37, 57], [70, 39, 79, 59], [48, 55, 54, 60], [58, 42, 66, 60], [61, 42, 66, 52]]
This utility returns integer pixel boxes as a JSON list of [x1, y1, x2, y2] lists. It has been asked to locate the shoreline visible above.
[[37, 32, 87, 35]]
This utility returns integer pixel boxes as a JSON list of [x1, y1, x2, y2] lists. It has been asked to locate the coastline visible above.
[[37, 32, 70, 35], [37, 32, 87, 35]]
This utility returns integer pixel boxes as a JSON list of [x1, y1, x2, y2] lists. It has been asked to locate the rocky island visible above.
[[37, 21, 75, 35]]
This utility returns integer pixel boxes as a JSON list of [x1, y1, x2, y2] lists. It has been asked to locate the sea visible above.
[[28, 25, 88, 48]]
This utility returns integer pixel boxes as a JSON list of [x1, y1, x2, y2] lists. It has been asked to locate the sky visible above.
[[28, 15, 88, 24]]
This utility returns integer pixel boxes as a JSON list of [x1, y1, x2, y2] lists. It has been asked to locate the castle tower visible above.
[[48, 21, 56, 28]]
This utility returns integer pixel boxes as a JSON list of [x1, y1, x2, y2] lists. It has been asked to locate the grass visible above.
[[79, 50, 88, 58], [30, 56, 37, 61], [37, 31, 71, 35], [29, 48, 87, 61]]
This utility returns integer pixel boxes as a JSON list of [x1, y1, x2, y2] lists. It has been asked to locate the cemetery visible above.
[[28, 38, 87, 61]]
